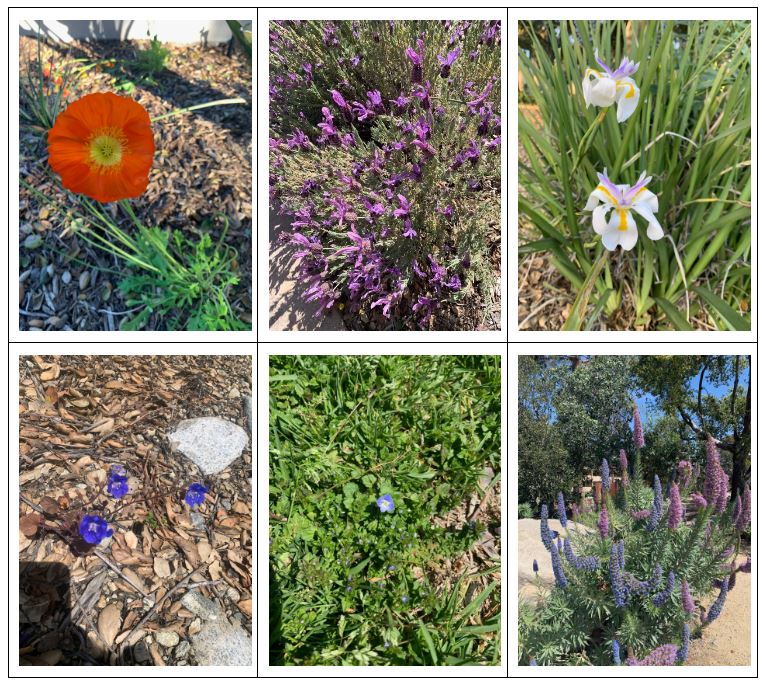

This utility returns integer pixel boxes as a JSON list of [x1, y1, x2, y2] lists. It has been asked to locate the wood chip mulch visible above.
[[19, 355, 252, 666], [19, 36, 252, 331]]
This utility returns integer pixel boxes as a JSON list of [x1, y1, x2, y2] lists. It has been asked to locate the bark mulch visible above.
[[19, 36, 252, 331], [19, 355, 252, 666]]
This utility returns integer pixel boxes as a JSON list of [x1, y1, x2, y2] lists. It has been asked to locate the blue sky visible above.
[[636, 363, 750, 427]]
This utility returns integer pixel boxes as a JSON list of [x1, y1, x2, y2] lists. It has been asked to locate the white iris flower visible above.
[[584, 169, 664, 251], [582, 51, 640, 122]]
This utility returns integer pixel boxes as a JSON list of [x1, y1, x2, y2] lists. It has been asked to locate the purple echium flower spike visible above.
[[539, 504, 553, 551], [646, 475, 663, 531], [601, 458, 610, 494], [739, 556, 751, 573], [667, 483, 683, 529], [715, 469, 729, 513], [598, 508, 609, 538], [681, 579, 696, 614], [652, 571, 675, 606], [631, 509, 650, 520], [618, 539, 625, 570], [704, 435, 722, 504], [549, 541, 568, 588], [612, 639, 622, 665], [610, 544, 628, 607], [557, 492, 567, 528], [732, 493, 742, 526], [704, 577, 729, 623], [626, 644, 679, 666], [677, 623, 690, 663], [737, 484, 751, 530], [689, 492, 708, 509], [633, 405, 645, 449], [619, 449, 628, 473], [563, 538, 600, 571]]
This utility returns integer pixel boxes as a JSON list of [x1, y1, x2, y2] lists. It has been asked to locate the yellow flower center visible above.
[[88, 128, 127, 170]]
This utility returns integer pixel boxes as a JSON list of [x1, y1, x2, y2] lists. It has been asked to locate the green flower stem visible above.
[[571, 109, 606, 174], [149, 97, 248, 123]]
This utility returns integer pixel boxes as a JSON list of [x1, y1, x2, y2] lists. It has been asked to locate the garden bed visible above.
[[18, 355, 252, 666], [18, 35, 252, 331]]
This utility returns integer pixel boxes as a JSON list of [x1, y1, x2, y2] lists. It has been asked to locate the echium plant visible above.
[[269, 20, 501, 329], [519, 407, 752, 666]]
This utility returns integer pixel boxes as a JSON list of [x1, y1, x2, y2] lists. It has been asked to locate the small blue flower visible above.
[[79, 514, 113, 545], [106, 466, 129, 499], [401, 595, 409, 603], [184, 483, 208, 507], [388, 564, 396, 571], [376, 494, 395, 513]]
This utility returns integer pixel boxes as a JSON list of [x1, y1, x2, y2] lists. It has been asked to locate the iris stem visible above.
[[571, 109, 607, 173]]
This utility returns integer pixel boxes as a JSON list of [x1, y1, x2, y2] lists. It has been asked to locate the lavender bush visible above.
[[520, 426, 751, 666], [269, 20, 501, 329]]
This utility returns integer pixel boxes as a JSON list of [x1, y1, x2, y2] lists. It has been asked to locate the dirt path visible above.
[[269, 210, 345, 331], [686, 556, 751, 666]]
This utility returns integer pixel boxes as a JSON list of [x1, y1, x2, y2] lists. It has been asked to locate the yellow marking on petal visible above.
[[634, 187, 646, 197], [596, 185, 619, 206], [616, 80, 635, 98], [618, 209, 629, 231]]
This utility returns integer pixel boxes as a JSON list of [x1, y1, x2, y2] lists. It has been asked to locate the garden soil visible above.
[[19, 36, 252, 331], [18, 355, 252, 666]]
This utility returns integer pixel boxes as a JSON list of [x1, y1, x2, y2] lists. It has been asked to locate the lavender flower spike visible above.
[[677, 623, 690, 664], [582, 50, 640, 122], [612, 639, 622, 665], [610, 543, 628, 607], [627, 644, 679, 666], [406, 38, 425, 84], [539, 504, 553, 551], [652, 571, 675, 606]]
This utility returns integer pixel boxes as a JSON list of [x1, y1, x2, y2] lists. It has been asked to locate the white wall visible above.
[[19, 19, 250, 45]]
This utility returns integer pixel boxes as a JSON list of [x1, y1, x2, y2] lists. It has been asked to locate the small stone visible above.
[[191, 620, 252, 666], [190, 511, 206, 529], [168, 417, 249, 475], [243, 396, 252, 434], [23, 234, 42, 250], [133, 640, 151, 664], [181, 591, 221, 621], [79, 271, 90, 290], [156, 630, 180, 648], [175, 640, 191, 658], [220, 498, 232, 511], [226, 586, 241, 603]]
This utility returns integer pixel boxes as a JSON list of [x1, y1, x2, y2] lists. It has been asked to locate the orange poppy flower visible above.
[[47, 92, 154, 203]]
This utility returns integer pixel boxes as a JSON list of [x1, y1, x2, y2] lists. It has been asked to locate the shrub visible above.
[[520, 422, 751, 665], [269, 20, 501, 329]]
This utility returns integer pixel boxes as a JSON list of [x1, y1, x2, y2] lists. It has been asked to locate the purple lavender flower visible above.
[[627, 644, 678, 666], [549, 540, 568, 588], [367, 89, 384, 112], [598, 508, 609, 538], [79, 514, 113, 545], [406, 38, 425, 84], [677, 623, 690, 663], [393, 194, 410, 219], [351, 101, 372, 121], [610, 543, 628, 607], [329, 89, 349, 111], [704, 577, 729, 623], [612, 639, 621, 665], [557, 492, 567, 528], [632, 405, 645, 449], [601, 458, 610, 494], [667, 483, 682, 530], [390, 92, 410, 113], [652, 571, 675, 606], [539, 503, 553, 551], [437, 47, 461, 77], [681, 579, 695, 614], [402, 219, 417, 239]]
